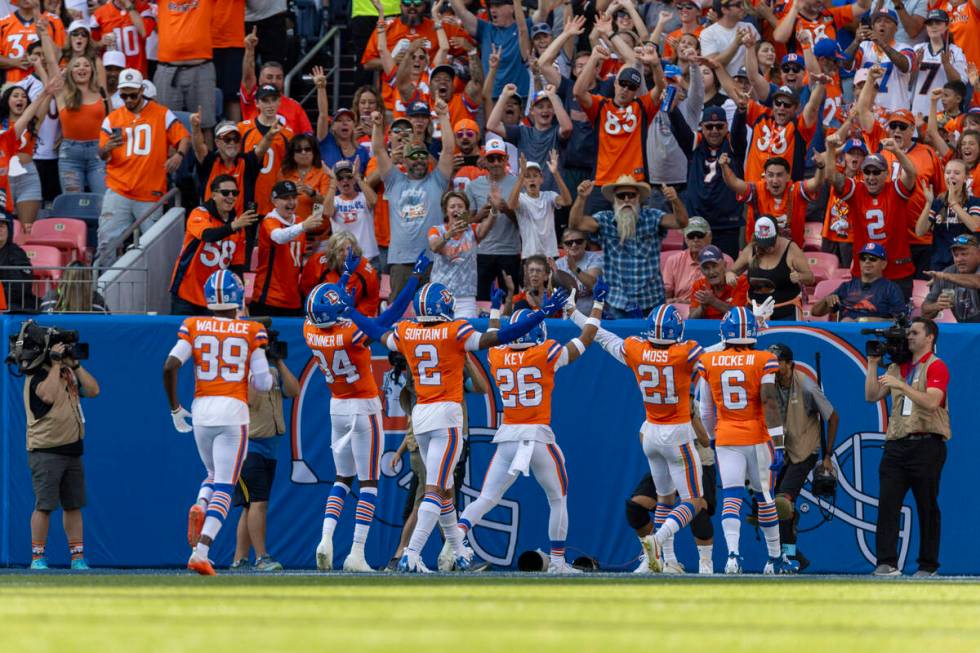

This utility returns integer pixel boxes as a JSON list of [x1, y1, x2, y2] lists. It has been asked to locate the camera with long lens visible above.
[[251, 317, 287, 362], [861, 315, 912, 365], [5, 320, 89, 376]]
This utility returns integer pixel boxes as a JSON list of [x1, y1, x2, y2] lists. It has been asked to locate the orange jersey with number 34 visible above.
[[697, 348, 778, 446], [303, 320, 379, 400], [178, 317, 268, 403]]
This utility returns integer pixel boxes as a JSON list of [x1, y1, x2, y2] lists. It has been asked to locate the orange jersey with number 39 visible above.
[[697, 348, 778, 446], [178, 317, 268, 403], [392, 319, 477, 405], [488, 340, 565, 426], [303, 320, 379, 400], [622, 337, 702, 425]]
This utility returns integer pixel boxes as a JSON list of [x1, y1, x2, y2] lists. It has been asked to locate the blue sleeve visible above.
[[883, 283, 907, 317], [349, 309, 389, 342], [495, 310, 546, 345], [377, 276, 419, 328]]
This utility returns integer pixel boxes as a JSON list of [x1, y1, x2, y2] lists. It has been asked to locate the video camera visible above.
[[250, 317, 287, 362], [5, 320, 89, 375], [861, 315, 912, 365]]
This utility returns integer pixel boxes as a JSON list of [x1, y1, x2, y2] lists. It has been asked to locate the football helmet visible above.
[[306, 283, 348, 327], [720, 306, 758, 344], [508, 308, 547, 348], [204, 270, 244, 310], [644, 304, 684, 344], [413, 282, 455, 322]]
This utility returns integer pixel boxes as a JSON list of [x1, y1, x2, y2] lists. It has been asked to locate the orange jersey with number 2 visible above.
[[391, 319, 477, 405], [697, 348, 778, 446]]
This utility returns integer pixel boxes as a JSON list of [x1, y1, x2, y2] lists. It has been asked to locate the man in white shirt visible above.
[[856, 9, 914, 112], [700, 0, 760, 77]]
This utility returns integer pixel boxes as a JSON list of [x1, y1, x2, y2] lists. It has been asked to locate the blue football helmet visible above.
[[644, 304, 684, 344], [306, 283, 348, 327], [508, 308, 547, 347], [204, 269, 244, 310], [413, 282, 455, 322], [720, 306, 758, 345]]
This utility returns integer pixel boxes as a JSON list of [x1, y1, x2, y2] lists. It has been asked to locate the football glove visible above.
[[171, 406, 193, 433]]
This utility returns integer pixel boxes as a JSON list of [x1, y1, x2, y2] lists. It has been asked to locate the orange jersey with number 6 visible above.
[[303, 320, 379, 400], [622, 337, 702, 425], [178, 317, 268, 403], [488, 340, 565, 426], [391, 319, 477, 405], [697, 348, 778, 446]]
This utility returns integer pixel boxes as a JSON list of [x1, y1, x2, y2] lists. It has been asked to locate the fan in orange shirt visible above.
[[237, 85, 294, 215], [91, 0, 155, 75], [0, 4, 62, 83], [738, 83, 824, 182], [163, 269, 273, 576], [690, 245, 750, 319], [458, 291, 604, 575], [696, 307, 794, 575], [822, 139, 867, 264]]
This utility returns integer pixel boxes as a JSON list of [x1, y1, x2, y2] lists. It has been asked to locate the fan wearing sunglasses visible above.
[[192, 119, 270, 217], [555, 227, 603, 313], [361, 0, 445, 80], [824, 136, 919, 300]]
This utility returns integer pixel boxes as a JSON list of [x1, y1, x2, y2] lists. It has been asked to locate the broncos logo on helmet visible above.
[[204, 270, 245, 310], [508, 308, 547, 347], [414, 282, 455, 322], [306, 283, 349, 327], [643, 304, 684, 344]]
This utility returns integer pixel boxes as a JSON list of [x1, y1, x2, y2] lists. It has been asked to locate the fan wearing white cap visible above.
[[96, 67, 191, 267], [729, 215, 814, 321]]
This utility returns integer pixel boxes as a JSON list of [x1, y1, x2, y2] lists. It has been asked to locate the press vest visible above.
[[781, 371, 822, 464], [24, 367, 84, 451], [885, 354, 951, 441]]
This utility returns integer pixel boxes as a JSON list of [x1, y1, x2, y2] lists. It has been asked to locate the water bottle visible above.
[[660, 85, 676, 114]]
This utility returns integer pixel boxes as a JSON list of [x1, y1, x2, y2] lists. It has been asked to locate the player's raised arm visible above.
[[562, 277, 607, 364], [340, 251, 431, 347], [567, 283, 626, 364], [476, 289, 570, 349]]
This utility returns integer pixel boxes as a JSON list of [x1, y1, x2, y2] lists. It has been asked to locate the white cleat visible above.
[[663, 560, 685, 575], [724, 553, 744, 575], [316, 539, 333, 571], [547, 559, 583, 575], [342, 549, 374, 573], [699, 559, 714, 575], [437, 539, 455, 572], [641, 534, 663, 573], [397, 551, 431, 574], [633, 554, 651, 574]]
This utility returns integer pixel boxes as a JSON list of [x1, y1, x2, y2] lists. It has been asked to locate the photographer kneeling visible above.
[[865, 318, 949, 577], [14, 324, 100, 570]]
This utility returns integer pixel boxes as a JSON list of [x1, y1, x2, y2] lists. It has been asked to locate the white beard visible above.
[[614, 203, 638, 243]]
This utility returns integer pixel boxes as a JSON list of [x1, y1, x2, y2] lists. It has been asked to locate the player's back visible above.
[[622, 337, 702, 425], [180, 317, 267, 401], [488, 340, 562, 426], [698, 347, 777, 445], [393, 319, 475, 405], [303, 320, 379, 400]]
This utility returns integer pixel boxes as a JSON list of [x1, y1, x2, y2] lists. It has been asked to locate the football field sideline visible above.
[[2, 573, 980, 652]]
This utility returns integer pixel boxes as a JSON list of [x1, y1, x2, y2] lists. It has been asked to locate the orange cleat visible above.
[[187, 556, 217, 576], [187, 504, 205, 548]]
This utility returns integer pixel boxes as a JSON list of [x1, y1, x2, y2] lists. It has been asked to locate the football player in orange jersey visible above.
[[305, 249, 429, 573], [338, 278, 569, 572], [163, 270, 273, 576], [696, 307, 797, 575], [572, 303, 707, 573], [455, 280, 606, 574]]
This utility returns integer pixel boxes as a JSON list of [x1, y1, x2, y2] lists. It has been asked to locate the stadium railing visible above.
[[0, 265, 146, 313]]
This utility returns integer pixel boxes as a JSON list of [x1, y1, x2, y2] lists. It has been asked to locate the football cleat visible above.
[[437, 540, 455, 572], [187, 504, 205, 549], [254, 556, 283, 572], [316, 539, 333, 571], [70, 558, 90, 571], [724, 553, 744, 575], [187, 553, 217, 576], [397, 552, 431, 574], [641, 534, 663, 573], [699, 559, 714, 575], [633, 554, 651, 574], [663, 560, 685, 575], [548, 559, 583, 575], [764, 555, 798, 575], [453, 546, 476, 572], [342, 549, 374, 573], [30, 557, 48, 571]]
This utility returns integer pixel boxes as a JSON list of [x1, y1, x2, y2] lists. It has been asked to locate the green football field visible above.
[[2, 573, 980, 652]]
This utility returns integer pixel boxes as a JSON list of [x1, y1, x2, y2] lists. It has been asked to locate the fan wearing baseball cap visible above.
[[922, 234, 980, 322], [823, 134, 918, 300], [811, 242, 906, 322], [821, 138, 867, 266], [237, 86, 295, 215], [251, 181, 325, 316], [689, 245, 749, 320]]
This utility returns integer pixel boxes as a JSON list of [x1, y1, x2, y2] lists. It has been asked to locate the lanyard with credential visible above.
[[902, 363, 918, 416]]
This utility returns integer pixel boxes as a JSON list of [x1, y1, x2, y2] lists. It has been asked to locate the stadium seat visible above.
[[243, 272, 256, 302], [673, 302, 690, 319], [804, 222, 822, 251], [812, 279, 840, 301], [22, 244, 63, 296], [662, 230, 685, 251], [805, 252, 839, 284], [829, 267, 851, 282], [380, 273, 391, 301], [11, 218, 26, 245], [912, 279, 930, 300], [49, 192, 102, 220], [24, 218, 88, 264], [933, 309, 958, 323]]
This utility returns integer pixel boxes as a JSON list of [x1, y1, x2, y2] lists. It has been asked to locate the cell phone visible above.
[[111, 127, 122, 139], [246, 201, 257, 212]]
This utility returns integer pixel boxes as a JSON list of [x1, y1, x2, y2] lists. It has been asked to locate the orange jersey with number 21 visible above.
[[622, 337, 702, 425], [697, 348, 778, 446], [178, 317, 268, 403]]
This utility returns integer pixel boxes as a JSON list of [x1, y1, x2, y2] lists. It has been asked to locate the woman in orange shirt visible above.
[[279, 133, 331, 227], [0, 86, 45, 227], [55, 56, 107, 195]]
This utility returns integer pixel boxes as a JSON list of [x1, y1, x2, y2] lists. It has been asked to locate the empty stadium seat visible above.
[[11, 218, 26, 245], [811, 279, 840, 301], [49, 192, 102, 220], [804, 222, 823, 251], [24, 218, 88, 264], [805, 252, 839, 284], [662, 230, 685, 251], [22, 244, 63, 295]]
